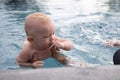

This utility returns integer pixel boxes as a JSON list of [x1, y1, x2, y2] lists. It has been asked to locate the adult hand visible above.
[[104, 38, 120, 47]]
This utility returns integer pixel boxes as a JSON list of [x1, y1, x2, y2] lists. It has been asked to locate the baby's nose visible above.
[[50, 35, 54, 43], [48, 37, 53, 47], [48, 35, 53, 44]]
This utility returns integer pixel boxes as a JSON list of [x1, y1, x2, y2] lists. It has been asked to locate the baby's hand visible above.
[[49, 41, 64, 50], [32, 61, 44, 68]]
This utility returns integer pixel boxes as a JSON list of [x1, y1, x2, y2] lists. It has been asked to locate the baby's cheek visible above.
[[43, 40, 51, 47]]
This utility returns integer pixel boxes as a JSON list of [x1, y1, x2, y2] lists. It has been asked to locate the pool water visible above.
[[0, 0, 120, 70]]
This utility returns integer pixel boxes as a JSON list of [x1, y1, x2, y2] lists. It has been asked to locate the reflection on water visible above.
[[0, 0, 120, 69]]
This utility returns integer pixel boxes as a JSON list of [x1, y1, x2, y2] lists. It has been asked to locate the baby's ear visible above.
[[27, 36, 33, 42]]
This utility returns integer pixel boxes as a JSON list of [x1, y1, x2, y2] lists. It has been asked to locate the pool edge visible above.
[[0, 65, 120, 80]]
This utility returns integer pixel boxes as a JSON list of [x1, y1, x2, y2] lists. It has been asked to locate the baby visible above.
[[16, 13, 73, 68]]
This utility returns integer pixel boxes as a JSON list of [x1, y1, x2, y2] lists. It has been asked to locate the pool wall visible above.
[[0, 66, 120, 80]]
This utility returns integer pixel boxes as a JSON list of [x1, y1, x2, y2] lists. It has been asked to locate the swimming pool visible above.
[[0, 0, 120, 70]]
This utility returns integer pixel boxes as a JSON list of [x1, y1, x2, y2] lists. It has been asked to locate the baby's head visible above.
[[25, 13, 55, 49]]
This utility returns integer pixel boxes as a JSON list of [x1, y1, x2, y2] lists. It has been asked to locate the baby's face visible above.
[[33, 21, 55, 50]]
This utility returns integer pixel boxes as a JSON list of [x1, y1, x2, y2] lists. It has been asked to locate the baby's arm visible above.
[[60, 39, 73, 51], [17, 59, 43, 68], [51, 48, 68, 65], [104, 38, 120, 47], [16, 47, 43, 68], [50, 36, 73, 64], [50, 36, 73, 51]]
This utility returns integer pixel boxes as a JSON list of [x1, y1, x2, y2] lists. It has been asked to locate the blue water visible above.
[[0, 0, 120, 70]]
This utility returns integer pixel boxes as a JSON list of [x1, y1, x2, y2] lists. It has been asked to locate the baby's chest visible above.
[[31, 50, 52, 62]]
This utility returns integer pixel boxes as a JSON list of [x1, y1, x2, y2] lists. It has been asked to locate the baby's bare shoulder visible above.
[[20, 44, 33, 55], [17, 45, 34, 61]]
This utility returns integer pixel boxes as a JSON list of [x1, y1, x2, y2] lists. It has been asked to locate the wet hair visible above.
[[113, 49, 120, 65], [25, 13, 50, 37]]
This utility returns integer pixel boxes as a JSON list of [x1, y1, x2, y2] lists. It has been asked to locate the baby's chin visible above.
[[39, 45, 50, 50]]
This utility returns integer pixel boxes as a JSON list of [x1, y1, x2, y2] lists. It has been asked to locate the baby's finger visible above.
[[52, 44, 60, 51], [39, 63, 44, 66], [36, 61, 44, 64], [49, 43, 55, 49], [39, 61, 44, 64], [35, 64, 44, 68], [55, 47, 60, 51]]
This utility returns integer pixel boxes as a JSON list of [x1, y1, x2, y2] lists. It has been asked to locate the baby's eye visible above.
[[44, 36, 49, 38], [43, 35, 50, 39]]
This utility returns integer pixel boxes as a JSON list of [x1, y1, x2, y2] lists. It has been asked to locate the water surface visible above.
[[0, 0, 120, 70]]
